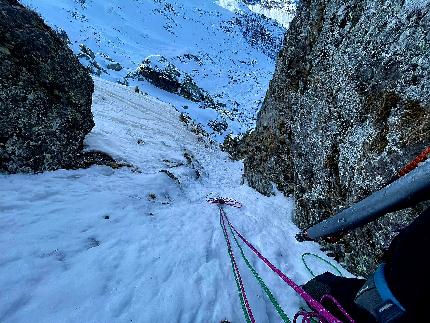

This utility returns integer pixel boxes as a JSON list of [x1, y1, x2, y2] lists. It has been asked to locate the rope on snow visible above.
[[222, 206, 291, 323], [219, 207, 255, 323], [223, 212, 345, 323], [212, 197, 355, 322], [301, 253, 343, 278]]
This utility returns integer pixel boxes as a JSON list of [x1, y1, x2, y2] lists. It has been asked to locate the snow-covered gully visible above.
[[0, 78, 351, 322]]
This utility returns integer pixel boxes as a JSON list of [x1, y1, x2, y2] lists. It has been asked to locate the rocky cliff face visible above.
[[239, 0, 430, 275], [0, 0, 94, 173]]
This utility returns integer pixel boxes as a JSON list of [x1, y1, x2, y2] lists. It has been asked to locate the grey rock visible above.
[[0, 0, 94, 173], [238, 0, 430, 276], [208, 119, 228, 134], [77, 44, 108, 76], [233, 9, 285, 59], [128, 55, 212, 103], [78, 43, 95, 60], [107, 62, 123, 72]]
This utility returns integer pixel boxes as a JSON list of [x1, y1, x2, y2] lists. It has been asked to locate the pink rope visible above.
[[321, 295, 355, 323], [223, 212, 343, 323], [220, 209, 255, 323], [294, 294, 356, 323]]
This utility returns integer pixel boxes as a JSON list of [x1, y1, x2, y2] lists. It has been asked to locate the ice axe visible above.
[[303, 160, 430, 240]]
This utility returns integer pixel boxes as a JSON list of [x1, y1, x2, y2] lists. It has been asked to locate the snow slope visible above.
[[0, 79, 352, 323], [21, 0, 295, 140]]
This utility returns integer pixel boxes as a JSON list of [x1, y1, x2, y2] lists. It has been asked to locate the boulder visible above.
[[0, 0, 94, 173], [107, 62, 123, 72], [239, 0, 430, 275]]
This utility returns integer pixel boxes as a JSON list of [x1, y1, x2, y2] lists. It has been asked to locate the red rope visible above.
[[398, 146, 430, 177]]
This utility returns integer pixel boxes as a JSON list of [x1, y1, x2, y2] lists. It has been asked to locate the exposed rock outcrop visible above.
[[232, 10, 285, 59], [77, 44, 107, 76], [128, 55, 213, 103], [77, 44, 124, 75], [239, 0, 430, 275], [0, 0, 94, 173]]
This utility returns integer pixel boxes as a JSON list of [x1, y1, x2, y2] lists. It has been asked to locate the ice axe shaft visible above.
[[307, 161, 430, 240]]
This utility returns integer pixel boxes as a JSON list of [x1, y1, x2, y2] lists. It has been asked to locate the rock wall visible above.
[[0, 0, 94, 173], [240, 0, 430, 276]]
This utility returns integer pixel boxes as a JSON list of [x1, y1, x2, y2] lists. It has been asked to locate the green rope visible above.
[[220, 216, 252, 323], [301, 253, 343, 278], [226, 220, 292, 323], [299, 307, 319, 323]]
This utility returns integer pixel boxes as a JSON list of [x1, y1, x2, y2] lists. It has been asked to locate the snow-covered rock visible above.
[[128, 55, 212, 103]]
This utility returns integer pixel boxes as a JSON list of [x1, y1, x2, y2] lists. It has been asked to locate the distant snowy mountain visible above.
[[223, 0, 297, 27], [21, 0, 296, 140]]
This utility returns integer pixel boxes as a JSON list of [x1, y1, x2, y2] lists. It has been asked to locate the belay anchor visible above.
[[207, 196, 243, 208]]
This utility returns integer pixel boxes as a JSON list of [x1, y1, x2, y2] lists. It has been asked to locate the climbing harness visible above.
[[212, 197, 354, 323], [301, 253, 343, 278], [354, 264, 406, 322]]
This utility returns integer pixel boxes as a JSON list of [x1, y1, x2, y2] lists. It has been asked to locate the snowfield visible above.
[[20, 0, 295, 140], [0, 79, 352, 323]]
